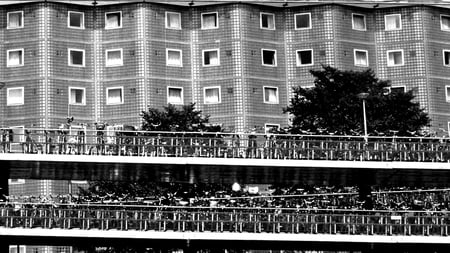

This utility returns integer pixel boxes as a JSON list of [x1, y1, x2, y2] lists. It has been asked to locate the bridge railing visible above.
[[0, 203, 449, 236], [1, 128, 450, 162]]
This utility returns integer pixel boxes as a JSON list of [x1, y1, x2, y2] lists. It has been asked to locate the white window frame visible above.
[[201, 12, 219, 30], [354, 49, 369, 67], [265, 123, 280, 134], [105, 48, 123, 67], [106, 86, 124, 105], [352, 13, 366, 31], [7, 48, 24, 67], [202, 49, 220, 67], [296, 49, 314, 66], [68, 87, 86, 106], [441, 15, 450, 31], [7, 11, 23, 29], [386, 49, 404, 67], [384, 14, 402, 31], [294, 13, 312, 30], [389, 86, 406, 94], [165, 11, 181, 30], [68, 11, 85, 29], [167, 86, 184, 105], [260, 12, 275, 30], [68, 48, 85, 67], [8, 179, 25, 185], [105, 11, 122, 29], [203, 86, 221, 104], [443, 50, 450, 67], [446, 85, 450, 102], [166, 48, 183, 67], [263, 86, 279, 104], [7, 87, 24, 106], [261, 49, 277, 67]]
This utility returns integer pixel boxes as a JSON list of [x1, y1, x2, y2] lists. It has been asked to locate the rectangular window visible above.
[[68, 11, 84, 29], [106, 49, 123, 67], [441, 15, 450, 31], [203, 49, 220, 66], [8, 179, 25, 185], [7, 11, 23, 29], [166, 12, 181, 29], [385, 14, 402, 31], [167, 87, 183, 104], [443, 50, 450, 66], [262, 49, 277, 66], [7, 49, 24, 67], [260, 12, 275, 30], [264, 86, 279, 104], [354, 49, 369, 67], [446, 86, 450, 102], [106, 87, 123, 105], [296, 49, 313, 66], [105, 11, 122, 29], [69, 87, 86, 105], [387, 50, 404, 66], [352, 13, 366, 31], [265, 124, 280, 134], [68, 49, 85, 67], [201, 12, 218, 29], [390, 86, 406, 94], [295, 13, 311, 30], [203, 86, 221, 104], [9, 245, 26, 253], [7, 87, 24, 106], [166, 49, 182, 67]]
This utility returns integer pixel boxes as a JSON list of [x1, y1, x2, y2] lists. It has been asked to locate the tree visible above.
[[141, 103, 222, 132], [284, 66, 430, 136]]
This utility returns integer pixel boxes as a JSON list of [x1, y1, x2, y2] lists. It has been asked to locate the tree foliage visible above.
[[141, 103, 222, 132], [284, 66, 430, 136]]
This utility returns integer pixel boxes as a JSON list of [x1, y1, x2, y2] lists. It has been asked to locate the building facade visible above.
[[0, 1, 450, 134]]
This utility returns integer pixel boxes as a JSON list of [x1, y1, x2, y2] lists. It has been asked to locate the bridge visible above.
[[1, 128, 450, 251]]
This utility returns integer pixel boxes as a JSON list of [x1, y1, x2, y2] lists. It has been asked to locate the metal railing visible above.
[[0, 203, 449, 236], [1, 128, 450, 162]]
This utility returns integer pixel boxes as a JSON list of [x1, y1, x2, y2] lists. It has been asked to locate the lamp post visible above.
[[357, 92, 369, 142]]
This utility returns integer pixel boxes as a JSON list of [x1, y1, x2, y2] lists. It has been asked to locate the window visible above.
[[166, 12, 181, 29], [7, 49, 24, 67], [262, 49, 277, 66], [390, 86, 406, 94], [385, 14, 401, 30], [106, 87, 123, 105], [354, 49, 368, 67], [7, 11, 23, 29], [296, 49, 313, 66], [201, 12, 218, 29], [260, 12, 275, 30], [106, 49, 123, 67], [443, 50, 450, 66], [295, 13, 311, 30], [68, 49, 85, 67], [166, 49, 182, 67], [167, 87, 183, 104], [387, 50, 404, 66], [9, 245, 26, 253], [203, 86, 221, 104], [265, 124, 280, 134], [68, 11, 84, 29], [203, 49, 220, 66], [7, 87, 24, 106], [9, 126, 24, 143], [105, 12, 122, 29], [8, 179, 25, 185], [441, 15, 450, 31], [352, 13, 366, 31], [263, 86, 279, 104], [69, 87, 86, 105], [446, 86, 450, 102]]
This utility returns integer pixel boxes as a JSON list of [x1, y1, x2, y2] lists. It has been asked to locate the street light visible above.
[[357, 92, 369, 142]]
